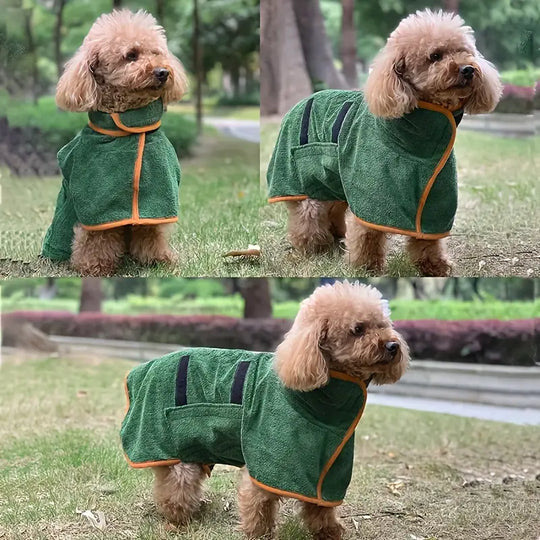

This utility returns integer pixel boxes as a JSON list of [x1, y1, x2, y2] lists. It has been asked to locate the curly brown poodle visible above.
[[149, 281, 410, 538], [281, 9, 502, 277], [55, 10, 187, 276]]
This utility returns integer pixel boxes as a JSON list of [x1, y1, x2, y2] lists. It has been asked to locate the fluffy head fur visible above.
[[364, 9, 502, 118], [56, 10, 188, 113], [274, 281, 410, 390]]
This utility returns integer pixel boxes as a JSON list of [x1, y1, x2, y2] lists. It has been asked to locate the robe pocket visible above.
[[164, 403, 244, 467], [291, 143, 344, 201]]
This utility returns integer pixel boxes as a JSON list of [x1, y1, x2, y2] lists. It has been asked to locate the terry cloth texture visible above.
[[120, 347, 367, 507], [267, 89, 462, 239], [42, 99, 181, 261]]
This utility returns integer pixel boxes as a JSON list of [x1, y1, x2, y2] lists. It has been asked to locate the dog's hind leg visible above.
[[153, 463, 207, 526], [286, 199, 335, 254], [301, 502, 344, 540], [130, 224, 177, 266], [407, 237, 452, 277], [71, 226, 125, 276], [238, 468, 280, 538], [344, 208, 387, 273]]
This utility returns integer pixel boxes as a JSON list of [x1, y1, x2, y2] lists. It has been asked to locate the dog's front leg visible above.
[[407, 237, 452, 276], [345, 208, 387, 273], [238, 468, 280, 538], [71, 226, 125, 276], [130, 224, 177, 266], [301, 502, 344, 540]]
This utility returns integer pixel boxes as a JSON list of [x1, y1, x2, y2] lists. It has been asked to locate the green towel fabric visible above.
[[42, 99, 181, 261], [267, 89, 461, 239], [120, 347, 367, 507]]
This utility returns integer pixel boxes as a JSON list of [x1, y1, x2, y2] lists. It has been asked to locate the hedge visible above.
[[3, 312, 538, 366]]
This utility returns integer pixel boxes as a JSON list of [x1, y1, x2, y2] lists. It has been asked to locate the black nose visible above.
[[153, 67, 169, 82], [385, 341, 399, 356], [460, 65, 475, 79]]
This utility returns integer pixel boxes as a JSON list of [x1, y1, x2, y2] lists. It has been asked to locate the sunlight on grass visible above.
[[0, 354, 538, 539]]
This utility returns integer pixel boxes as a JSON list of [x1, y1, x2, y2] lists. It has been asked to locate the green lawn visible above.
[[169, 102, 260, 121], [260, 121, 539, 277], [1, 354, 539, 539], [0, 130, 263, 277]]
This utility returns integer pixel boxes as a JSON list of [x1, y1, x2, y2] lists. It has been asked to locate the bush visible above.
[[2, 312, 538, 366], [494, 83, 536, 114], [216, 91, 260, 107]]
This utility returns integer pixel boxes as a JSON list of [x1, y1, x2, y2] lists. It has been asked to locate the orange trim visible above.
[[81, 216, 178, 231], [353, 215, 450, 240], [252, 370, 366, 507], [249, 476, 343, 507], [268, 195, 309, 203], [88, 121, 130, 137], [414, 101, 457, 234], [111, 113, 162, 133]]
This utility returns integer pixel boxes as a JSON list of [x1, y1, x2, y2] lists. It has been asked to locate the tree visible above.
[[193, 0, 203, 134], [22, 5, 38, 103], [53, 0, 66, 79], [340, 0, 358, 87], [237, 279, 272, 319], [113, 0, 122, 8], [443, 0, 460, 13], [79, 278, 103, 313]]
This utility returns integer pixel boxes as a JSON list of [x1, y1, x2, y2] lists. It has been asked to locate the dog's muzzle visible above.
[[459, 65, 475, 81]]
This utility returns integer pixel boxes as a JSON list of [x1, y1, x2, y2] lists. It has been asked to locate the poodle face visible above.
[[274, 281, 410, 390], [364, 9, 502, 118], [56, 10, 187, 113]]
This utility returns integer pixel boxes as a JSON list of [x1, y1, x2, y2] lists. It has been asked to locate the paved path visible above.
[[369, 393, 540, 426], [205, 117, 260, 142]]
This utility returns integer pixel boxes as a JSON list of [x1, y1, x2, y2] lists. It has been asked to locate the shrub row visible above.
[[2, 312, 538, 366], [494, 82, 538, 114]]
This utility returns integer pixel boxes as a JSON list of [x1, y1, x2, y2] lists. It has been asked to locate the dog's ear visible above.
[[364, 50, 417, 118], [464, 56, 502, 114], [56, 45, 99, 112], [162, 53, 188, 105], [274, 318, 329, 391]]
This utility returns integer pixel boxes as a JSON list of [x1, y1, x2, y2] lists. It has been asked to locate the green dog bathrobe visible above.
[[42, 99, 180, 261], [120, 347, 368, 507], [267, 89, 463, 239]]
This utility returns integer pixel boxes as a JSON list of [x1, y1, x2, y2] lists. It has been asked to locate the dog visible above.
[[120, 281, 409, 538], [42, 10, 187, 276], [267, 9, 502, 277]]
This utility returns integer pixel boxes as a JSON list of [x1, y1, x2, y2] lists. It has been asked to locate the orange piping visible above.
[[88, 121, 130, 137], [268, 195, 309, 203], [353, 215, 450, 240], [111, 113, 162, 133], [82, 216, 178, 231], [414, 101, 457, 234]]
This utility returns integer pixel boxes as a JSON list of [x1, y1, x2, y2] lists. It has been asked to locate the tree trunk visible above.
[[155, 0, 165, 23], [340, 0, 357, 87], [193, 0, 203, 134], [230, 65, 241, 98], [443, 0, 460, 13], [113, 0, 122, 8], [260, 0, 312, 115], [292, 0, 348, 90], [54, 0, 66, 79], [240, 279, 272, 319], [79, 278, 103, 313], [22, 7, 39, 103]]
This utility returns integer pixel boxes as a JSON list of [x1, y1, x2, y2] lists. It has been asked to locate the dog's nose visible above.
[[153, 67, 169, 82], [385, 341, 399, 356], [459, 65, 475, 79]]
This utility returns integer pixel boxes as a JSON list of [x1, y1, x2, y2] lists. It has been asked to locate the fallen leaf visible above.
[[76, 390, 88, 398], [386, 479, 405, 496], [223, 244, 261, 258], [352, 518, 359, 531], [80, 510, 106, 530]]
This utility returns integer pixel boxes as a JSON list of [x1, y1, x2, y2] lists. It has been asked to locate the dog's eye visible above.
[[125, 50, 139, 62], [429, 52, 443, 62], [351, 323, 364, 336]]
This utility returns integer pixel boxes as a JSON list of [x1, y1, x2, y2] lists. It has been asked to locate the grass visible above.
[[260, 120, 539, 277], [1, 295, 538, 321], [169, 102, 260, 121], [0, 129, 263, 277], [1, 354, 539, 540]]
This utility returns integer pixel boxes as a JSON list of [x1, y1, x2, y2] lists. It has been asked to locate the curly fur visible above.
[[57, 10, 187, 275], [152, 281, 410, 538], [285, 9, 502, 277]]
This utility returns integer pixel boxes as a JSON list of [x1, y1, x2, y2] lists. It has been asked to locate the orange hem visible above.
[[111, 113, 162, 133], [414, 102, 457, 234], [353, 216, 450, 240], [81, 216, 178, 231], [249, 477, 343, 507], [88, 121, 130, 137], [268, 195, 309, 203]]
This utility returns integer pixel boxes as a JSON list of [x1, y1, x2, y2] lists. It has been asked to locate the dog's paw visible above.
[[313, 522, 345, 540], [71, 260, 118, 277], [417, 257, 453, 277]]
